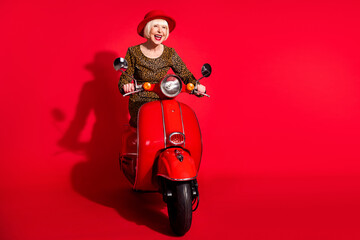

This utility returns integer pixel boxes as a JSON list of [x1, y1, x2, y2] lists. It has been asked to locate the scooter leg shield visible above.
[[157, 148, 197, 181]]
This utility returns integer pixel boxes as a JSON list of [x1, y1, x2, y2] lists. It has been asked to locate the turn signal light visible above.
[[143, 82, 152, 91], [186, 83, 195, 92]]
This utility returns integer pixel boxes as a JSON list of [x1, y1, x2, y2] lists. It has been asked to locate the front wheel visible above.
[[166, 181, 192, 236]]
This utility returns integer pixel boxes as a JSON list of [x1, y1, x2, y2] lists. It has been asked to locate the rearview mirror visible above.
[[201, 63, 212, 78], [113, 57, 128, 71]]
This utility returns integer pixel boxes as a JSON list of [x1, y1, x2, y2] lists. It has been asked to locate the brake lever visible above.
[[123, 89, 143, 97], [193, 89, 210, 98]]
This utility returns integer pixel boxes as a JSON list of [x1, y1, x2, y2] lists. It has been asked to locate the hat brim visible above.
[[137, 15, 176, 37]]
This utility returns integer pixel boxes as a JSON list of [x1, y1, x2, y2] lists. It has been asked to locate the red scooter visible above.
[[114, 57, 211, 235]]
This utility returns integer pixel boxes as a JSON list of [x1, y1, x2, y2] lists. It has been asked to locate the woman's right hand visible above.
[[123, 83, 135, 93]]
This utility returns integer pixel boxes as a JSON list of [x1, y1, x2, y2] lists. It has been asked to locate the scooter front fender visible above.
[[157, 148, 197, 181]]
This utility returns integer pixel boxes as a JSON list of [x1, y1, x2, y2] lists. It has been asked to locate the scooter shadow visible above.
[[114, 180, 172, 235], [55, 51, 175, 236], [71, 161, 173, 235]]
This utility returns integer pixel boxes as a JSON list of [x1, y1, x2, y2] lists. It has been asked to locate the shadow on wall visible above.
[[52, 51, 172, 235]]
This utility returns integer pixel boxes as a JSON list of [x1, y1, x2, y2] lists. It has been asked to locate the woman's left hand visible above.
[[197, 84, 206, 95]]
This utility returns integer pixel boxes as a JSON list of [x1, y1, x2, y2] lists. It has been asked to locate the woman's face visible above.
[[149, 22, 168, 45]]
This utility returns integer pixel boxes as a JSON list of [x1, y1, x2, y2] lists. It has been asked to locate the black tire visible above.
[[167, 181, 192, 236]]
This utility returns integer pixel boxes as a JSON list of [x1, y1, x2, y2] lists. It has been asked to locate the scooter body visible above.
[[121, 99, 202, 191], [114, 57, 211, 235]]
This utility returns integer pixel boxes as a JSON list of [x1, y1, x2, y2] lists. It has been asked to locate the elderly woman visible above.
[[119, 10, 206, 127]]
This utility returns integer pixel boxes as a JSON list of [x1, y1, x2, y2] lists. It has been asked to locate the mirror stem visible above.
[[197, 76, 205, 82]]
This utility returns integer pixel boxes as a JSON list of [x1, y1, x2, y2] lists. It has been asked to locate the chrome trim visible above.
[[121, 153, 137, 156], [178, 102, 185, 147], [157, 174, 197, 181], [160, 101, 167, 148], [193, 112, 203, 170], [169, 132, 185, 145], [133, 105, 142, 189]]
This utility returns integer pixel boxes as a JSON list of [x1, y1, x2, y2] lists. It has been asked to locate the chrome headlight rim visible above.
[[160, 75, 183, 98]]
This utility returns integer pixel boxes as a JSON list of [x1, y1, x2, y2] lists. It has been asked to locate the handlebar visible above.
[[115, 58, 211, 98], [121, 82, 210, 98]]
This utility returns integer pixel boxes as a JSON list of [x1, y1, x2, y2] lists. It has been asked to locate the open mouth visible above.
[[154, 35, 162, 41]]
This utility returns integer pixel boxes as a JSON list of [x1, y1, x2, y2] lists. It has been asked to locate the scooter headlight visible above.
[[160, 75, 182, 98]]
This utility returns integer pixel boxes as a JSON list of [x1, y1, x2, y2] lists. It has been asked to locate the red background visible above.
[[1, 0, 360, 239]]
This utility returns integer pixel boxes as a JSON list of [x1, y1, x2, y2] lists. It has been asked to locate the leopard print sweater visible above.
[[118, 44, 197, 127]]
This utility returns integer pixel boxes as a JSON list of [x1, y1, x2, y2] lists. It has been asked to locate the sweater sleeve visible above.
[[170, 49, 197, 85], [118, 48, 135, 92]]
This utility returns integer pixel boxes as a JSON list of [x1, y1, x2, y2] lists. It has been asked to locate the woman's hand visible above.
[[197, 84, 206, 95], [123, 83, 135, 93]]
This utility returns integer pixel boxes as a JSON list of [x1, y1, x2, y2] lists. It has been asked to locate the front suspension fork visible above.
[[161, 179, 200, 211]]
